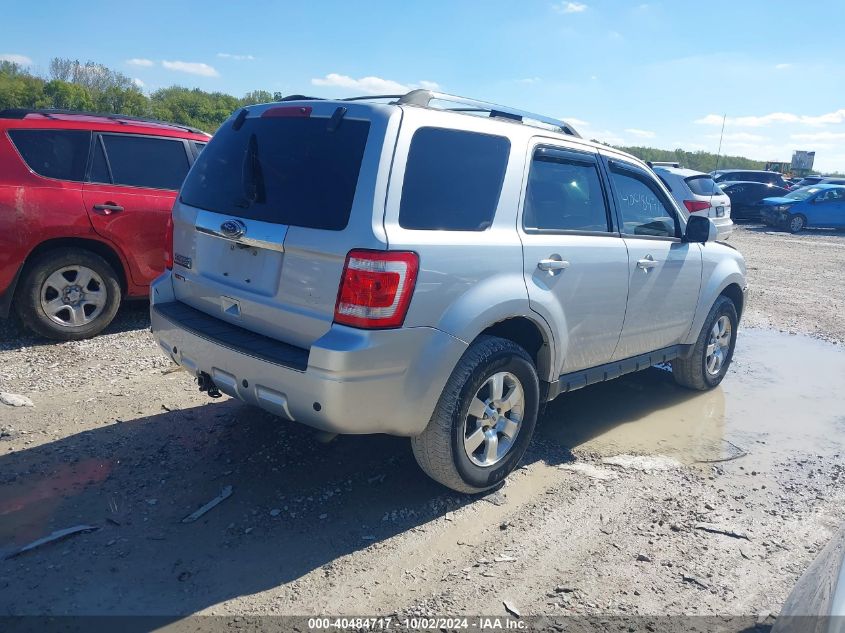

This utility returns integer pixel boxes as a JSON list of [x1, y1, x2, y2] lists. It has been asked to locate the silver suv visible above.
[[151, 90, 748, 493]]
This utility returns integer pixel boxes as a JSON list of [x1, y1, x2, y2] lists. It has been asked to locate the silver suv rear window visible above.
[[180, 115, 370, 230], [685, 175, 721, 196]]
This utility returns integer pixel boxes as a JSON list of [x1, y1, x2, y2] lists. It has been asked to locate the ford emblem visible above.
[[220, 219, 247, 239]]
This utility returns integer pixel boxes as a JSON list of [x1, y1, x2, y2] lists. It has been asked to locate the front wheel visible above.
[[411, 336, 540, 493], [672, 296, 738, 391], [788, 214, 806, 233]]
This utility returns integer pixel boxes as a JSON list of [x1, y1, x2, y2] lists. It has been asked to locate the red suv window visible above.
[[8, 129, 91, 181]]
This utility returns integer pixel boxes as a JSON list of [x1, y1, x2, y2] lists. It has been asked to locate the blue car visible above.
[[760, 184, 845, 233]]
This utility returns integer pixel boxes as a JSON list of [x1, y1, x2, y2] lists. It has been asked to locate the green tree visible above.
[[43, 80, 94, 110], [240, 90, 274, 106]]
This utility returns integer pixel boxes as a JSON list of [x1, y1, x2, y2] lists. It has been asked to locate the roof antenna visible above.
[[709, 114, 727, 212]]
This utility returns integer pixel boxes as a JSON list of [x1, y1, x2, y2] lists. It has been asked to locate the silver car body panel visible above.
[[152, 96, 748, 436]]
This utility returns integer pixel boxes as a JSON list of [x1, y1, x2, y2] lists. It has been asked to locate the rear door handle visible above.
[[637, 255, 658, 270], [92, 203, 124, 215], [537, 258, 570, 271]]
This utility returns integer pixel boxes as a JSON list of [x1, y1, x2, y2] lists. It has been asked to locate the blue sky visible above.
[[3, 0, 845, 171]]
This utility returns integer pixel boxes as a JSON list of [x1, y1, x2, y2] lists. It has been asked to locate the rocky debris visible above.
[[181, 485, 233, 523], [5, 525, 100, 559], [502, 599, 521, 618], [559, 463, 618, 480], [694, 523, 751, 540], [602, 454, 682, 471], [0, 392, 33, 407]]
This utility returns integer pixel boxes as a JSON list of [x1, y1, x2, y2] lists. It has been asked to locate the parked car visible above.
[[0, 109, 210, 340], [788, 175, 845, 190], [151, 90, 747, 492], [712, 169, 789, 188], [651, 165, 733, 239], [718, 181, 791, 221], [759, 184, 845, 232], [772, 522, 845, 632]]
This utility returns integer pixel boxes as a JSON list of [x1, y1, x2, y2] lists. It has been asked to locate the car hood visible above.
[[760, 196, 798, 206]]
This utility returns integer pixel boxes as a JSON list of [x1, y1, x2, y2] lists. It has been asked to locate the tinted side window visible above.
[[90, 138, 111, 184], [399, 127, 510, 231], [8, 129, 90, 181], [524, 152, 610, 232], [102, 135, 190, 190], [609, 164, 679, 238]]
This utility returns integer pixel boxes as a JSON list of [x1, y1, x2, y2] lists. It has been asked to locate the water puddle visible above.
[[538, 329, 844, 468]]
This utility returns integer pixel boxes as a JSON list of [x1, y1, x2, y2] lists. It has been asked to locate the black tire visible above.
[[14, 247, 122, 341], [787, 214, 806, 233], [411, 335, 540, 493], [671, 296, 738, 391]]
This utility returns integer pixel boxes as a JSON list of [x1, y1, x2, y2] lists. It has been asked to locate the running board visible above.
[[544, 345, 689, 401]]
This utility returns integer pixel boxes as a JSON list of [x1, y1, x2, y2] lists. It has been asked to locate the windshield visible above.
[[180, 113, 371, 230], [785, 186, 823, 201]]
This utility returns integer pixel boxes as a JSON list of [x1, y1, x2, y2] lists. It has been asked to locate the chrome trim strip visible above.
[[194, 209, 287, 252]]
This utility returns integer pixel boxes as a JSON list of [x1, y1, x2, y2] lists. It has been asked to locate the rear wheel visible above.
[[411, 336, 539, 493], [788, 214, 806, 233], [672, 296, 738, 391], [15, 248, 122, 341]]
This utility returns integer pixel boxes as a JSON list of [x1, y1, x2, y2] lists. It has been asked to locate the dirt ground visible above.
[[0, 224, 843, 625]]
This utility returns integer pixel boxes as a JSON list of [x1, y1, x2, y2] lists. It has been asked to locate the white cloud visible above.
[[0, 53, 33, 65], [707, 131, 770, 143], [517, 77, 541, 84], [132, 78, 145, 88], [555, 1, 587, 13], [162, 60, 219, 77], [695, 108, 845, 128], [625, 128, 655, 138], [791, 131, 845, 142], [126, 58, 154, 67], [564, 117, 589, 127], [217, 53, 255, 61], [774, 63, 792, 70], [310, 73, 439, 95]]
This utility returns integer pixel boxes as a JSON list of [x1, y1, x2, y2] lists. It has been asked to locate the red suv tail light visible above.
[[334, 250, 419, 329], [164, 214, 174, 270], [683, 200, 711, 213]]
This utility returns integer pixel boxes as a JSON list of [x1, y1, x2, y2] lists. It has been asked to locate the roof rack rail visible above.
[[0, 108, 208, 135], [394, 90, 581, 137], [648, 161, 681, 168]]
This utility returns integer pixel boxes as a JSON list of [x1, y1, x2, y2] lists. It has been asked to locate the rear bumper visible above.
[[712, 216, 734, 239], [150, 272, 467, 436]]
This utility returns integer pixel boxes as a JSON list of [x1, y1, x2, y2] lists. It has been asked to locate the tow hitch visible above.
[[197, 371, 222, 399]]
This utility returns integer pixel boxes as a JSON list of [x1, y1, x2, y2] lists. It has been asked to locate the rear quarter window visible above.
[[399, 127, 510, 231], [8, 129, 91, 181]]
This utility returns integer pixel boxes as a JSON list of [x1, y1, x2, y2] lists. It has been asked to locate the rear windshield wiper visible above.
[[234, 133, 265, 208]]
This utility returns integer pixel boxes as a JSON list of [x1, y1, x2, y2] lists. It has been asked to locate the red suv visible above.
[[0, 109, 210, 340]]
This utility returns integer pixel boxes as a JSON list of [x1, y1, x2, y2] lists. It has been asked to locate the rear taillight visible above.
[[683, 200, 711, 213], [164, 214, 174, 270], [334, 250, 419, 329]]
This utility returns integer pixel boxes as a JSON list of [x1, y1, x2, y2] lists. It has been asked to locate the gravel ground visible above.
[[0, 224, 843, 625], [730, 224, 845, 343]]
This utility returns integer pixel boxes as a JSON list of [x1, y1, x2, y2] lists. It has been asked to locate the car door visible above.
[[82, 133, 192, 286], [518, 143, 629, 374], [602, 156, 702, 360], [812, 188, 845, 227]]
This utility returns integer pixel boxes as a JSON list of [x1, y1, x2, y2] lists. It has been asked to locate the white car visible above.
[[651, 163, 733, 240]]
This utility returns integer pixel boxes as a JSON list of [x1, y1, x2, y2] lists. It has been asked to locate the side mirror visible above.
[[684, 214, 718, 243]]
